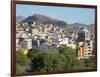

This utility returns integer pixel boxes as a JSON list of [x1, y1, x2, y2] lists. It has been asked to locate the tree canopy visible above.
[[16, 46, 96, 74]]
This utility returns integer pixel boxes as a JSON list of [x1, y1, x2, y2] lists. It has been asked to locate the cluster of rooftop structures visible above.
[[16, 22, 95, 59]]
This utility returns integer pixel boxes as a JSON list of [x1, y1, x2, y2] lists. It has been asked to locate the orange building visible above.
[[78, 46, 84, 59]]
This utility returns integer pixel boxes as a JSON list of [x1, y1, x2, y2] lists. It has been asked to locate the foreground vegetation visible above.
[[16, 47, 96, 74]]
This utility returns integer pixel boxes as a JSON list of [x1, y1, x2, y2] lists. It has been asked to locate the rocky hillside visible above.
[[23, 14, 67, 26], [17, 14, 94, 33]]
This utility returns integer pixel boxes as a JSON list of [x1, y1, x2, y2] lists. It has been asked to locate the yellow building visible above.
[[78, 47, 84, 59]]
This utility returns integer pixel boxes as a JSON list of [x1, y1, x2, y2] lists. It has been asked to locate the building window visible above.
[[88, 43, 90, 46], [84, 53, 87, 55], [88, 53, 91, 55], [88, 47, 91, 49], [88, 50, 91, 52]]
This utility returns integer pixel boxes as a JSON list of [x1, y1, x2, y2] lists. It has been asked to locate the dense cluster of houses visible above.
[[16, 22, 95, 59]]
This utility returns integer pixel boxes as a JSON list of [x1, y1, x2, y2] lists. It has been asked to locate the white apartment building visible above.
[[16, 38, 32, 50], [24, 39, 32, 50], [84, 40, 94, 58], [38, 43, 58, 52], [78, 40, 94, 59], [58, 38, 68, 45]]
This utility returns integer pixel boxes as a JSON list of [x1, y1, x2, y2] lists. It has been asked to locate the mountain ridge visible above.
[[22, 14, 67, 26], [16, 14, 94, 32]]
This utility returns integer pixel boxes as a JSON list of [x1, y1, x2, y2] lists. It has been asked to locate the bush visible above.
[[16, 50, 31, 74], [16, 63, 25, 74]]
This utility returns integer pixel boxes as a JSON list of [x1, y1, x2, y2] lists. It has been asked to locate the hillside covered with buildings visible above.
[[16, 14, 96, 74]]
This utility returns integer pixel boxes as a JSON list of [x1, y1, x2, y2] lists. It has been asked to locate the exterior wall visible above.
[[83, 40, 93, 58], [78, 47, 84, 59], [25, 39, 32, 50], [78, 27, 90, 42], [38, 44, 58, 52], [58, 38, 68, 45], [78, 40, 93, 59]]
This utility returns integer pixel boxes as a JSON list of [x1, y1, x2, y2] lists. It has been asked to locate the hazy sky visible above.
[[16, 4, 95, 25]]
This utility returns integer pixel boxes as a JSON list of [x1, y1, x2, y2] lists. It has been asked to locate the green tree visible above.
[[41, 52, 66, 71], [27, 48, 44, 71], [84, 57, 96, 68], [16, 50, 30, 66], [27, 47, 41, 60], [59, 46, 81, 70], [31, 54, 45, 72], [30, 51, 67, 72], [26, 47, 88, 72], [51, 52, 67, 71], [16, 50, 31, 74]]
